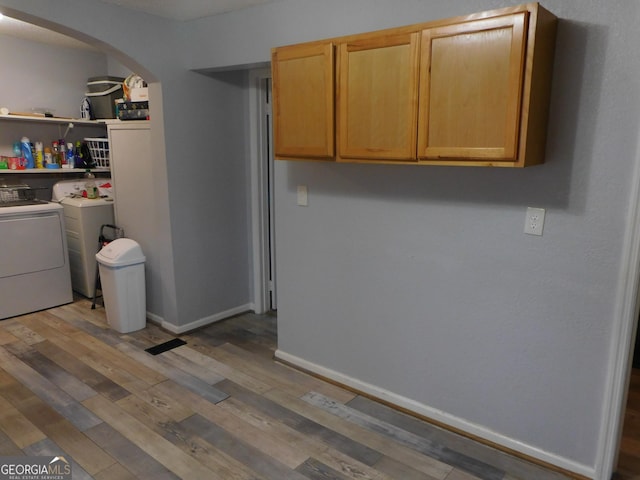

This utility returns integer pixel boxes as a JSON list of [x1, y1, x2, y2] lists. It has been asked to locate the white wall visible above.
[[2, 0, 639, 477]]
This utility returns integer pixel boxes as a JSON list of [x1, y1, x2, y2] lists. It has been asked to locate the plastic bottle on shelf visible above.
[[44, 147, 54, 168], [66, 143, 75, 169], [21, 137, 35, 169], [51, 141, 60, 166], [80, 97, 92, 119], [74, 141, 84, 168], [35, 142, 44, 169], [12, 142, 23, 169], [59, 140, 67, 167], [85, 170, 98, 199]]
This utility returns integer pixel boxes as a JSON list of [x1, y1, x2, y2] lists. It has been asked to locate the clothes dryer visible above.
[[0, 201, 73, 319]]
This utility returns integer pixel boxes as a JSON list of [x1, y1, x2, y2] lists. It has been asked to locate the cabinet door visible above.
[[418, 13, 527, 162], [272, 43, 335, 159], [338, 32, 420, 161], [107, 122, 159, 312]]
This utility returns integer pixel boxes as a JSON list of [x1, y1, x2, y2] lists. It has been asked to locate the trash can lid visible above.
[[96, 238, 145, 267]]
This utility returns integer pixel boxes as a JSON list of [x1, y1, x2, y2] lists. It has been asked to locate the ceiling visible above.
[[0, 15, 96, 50], [0, 0, 283, 49], [98, 0, 283, 22]]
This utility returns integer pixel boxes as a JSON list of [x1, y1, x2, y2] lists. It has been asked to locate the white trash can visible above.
[[96, 238, 146, 333]]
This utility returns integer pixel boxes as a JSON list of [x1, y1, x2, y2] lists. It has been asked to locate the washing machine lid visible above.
[[0, 201, 62, 215], [60, 197, 114, 207], [52, 178, 113, 202]]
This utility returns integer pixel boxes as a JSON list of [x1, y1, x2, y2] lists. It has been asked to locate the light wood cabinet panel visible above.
[[271, 3, 557, 168], [417, 4, 557, 167], [418, 14, 527, 162], [272, 43, 335, 160], [338, 33, 420, 161]]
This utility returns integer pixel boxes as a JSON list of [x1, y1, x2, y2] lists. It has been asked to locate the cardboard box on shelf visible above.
[[117, 101, 149, 121], [130, 87, 149, 102]]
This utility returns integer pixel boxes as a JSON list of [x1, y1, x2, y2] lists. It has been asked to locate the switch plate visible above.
[[297, 185, 308, 206], [524, 207, 545, 236]]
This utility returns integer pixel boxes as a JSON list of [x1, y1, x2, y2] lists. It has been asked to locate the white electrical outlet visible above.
[[297, 185, 308, 206], [524, 207, 545, 236]]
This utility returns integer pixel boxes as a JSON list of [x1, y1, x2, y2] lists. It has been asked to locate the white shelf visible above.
[[0, 168, 110, 174], [0, 114, 105, 127]]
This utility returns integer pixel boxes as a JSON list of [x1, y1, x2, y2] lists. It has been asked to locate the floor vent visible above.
[[145, 338, 186, 355]]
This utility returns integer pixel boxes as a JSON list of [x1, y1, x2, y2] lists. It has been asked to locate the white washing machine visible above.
[[52, 178, 115, 298]]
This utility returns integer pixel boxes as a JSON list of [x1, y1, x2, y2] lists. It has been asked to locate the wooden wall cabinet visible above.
[[338, 32, 420, 162], [272, 43, 335, 160], [419, 14, 527, 164], [271, 3, 557, 168], [418, 5, 556, 167]]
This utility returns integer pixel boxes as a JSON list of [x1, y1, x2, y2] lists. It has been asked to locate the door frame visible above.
[[596, 138, 640, 478], [249, 67, 275, 314]]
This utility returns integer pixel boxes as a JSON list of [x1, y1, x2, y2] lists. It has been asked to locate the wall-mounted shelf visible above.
[[0, 114, 104, 127], [0, 168, 110, 174]]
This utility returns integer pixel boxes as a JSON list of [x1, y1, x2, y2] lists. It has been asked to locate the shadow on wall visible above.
[[283, 19, 607, 214]]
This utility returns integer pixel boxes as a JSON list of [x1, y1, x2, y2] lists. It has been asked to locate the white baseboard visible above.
[[146, 311, 164, 326], [275, 349, 595, 480], [148, 303, 253, 334]]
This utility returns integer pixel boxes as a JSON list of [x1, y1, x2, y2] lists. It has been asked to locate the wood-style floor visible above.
[[0, 298, 575, 480], [616, 368, 640, 479]]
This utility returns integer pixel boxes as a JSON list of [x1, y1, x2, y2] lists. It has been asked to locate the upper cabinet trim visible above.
[[271, 2, 557, 168]]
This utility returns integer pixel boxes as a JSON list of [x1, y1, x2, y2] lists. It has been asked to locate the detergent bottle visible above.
[[21, 137, 35, 169]]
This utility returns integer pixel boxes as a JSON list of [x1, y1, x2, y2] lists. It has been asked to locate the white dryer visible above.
[[0, 200, 73, 319], [52, 178, 115, 298]]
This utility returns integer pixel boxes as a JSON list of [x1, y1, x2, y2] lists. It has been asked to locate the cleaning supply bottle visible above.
[[66, 143, 75, 169], [35, 142, 44, 168], [44, 146, 53, 168], [21, 137, 35, 169], [74, 141, 84, 168], [80, 97, 92, 119], [58, 140, 67, 167], [52, 141, 60, 166], [12, 142, 22, 168], [85, 170, 98, 199]]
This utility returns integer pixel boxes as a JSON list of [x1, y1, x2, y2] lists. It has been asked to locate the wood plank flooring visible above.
[[0, 298, 575, 480]]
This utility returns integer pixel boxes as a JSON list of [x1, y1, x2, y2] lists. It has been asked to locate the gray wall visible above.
[[1, 0, 639, 475], [162, 69, 251, 323], [0, 34, 107, 118], [185, 0, 640, 473], [0, 0, 252, 328]]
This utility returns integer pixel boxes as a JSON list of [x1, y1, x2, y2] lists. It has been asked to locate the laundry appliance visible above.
[[0, 184, 72, 319], [52, 178, 115, 297]]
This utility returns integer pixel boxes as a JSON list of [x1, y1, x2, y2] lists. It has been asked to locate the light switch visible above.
[[297, 185, 308, 206]]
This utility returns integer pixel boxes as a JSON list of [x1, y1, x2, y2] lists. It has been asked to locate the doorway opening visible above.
[[615, 317, 640, 479], [249, 68, 277, 314]]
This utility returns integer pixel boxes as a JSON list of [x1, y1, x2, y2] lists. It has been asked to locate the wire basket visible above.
[[84, 137, 110, 168], [0, 186, 42, 205]]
